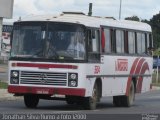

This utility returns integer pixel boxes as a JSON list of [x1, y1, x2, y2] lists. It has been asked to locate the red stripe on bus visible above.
[[13, 63, 78, 69], [134, 58, 145, 74], [126, 58, 150, 95], [136, 62, 149, 93], [8, 86, 85, 97], [126, 58, 140, 96]]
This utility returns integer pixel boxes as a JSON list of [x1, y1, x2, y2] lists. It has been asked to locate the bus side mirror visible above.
[[147, 47, 155, 56]]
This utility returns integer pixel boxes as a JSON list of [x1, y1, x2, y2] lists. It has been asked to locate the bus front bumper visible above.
[[8, 86, 86, 97]]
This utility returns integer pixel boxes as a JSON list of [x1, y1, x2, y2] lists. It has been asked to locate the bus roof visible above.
[[20, 12, 152, 32]]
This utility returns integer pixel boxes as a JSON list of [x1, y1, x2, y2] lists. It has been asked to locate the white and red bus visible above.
[[8, 12, 153, 110]]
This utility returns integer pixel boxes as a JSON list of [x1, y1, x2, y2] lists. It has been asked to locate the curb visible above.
[[0, 68, 7, 73], [0, 65, 7, 73]]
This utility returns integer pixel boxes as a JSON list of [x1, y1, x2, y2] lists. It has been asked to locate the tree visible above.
[[125, 16, 140, 21], [149, 12, 160, 50], [141, 19, 150, 24], [125, 13, 160, 55]]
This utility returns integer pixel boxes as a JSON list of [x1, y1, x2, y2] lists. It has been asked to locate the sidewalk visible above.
[[0, 64, 7, 73], [0, 89, 22, 101]]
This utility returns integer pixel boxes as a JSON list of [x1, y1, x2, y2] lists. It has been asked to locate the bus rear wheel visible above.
[[24, 94, 39, 108], [113, 81, 135, 107], [83, 83, 98, 110], [123, 81, 135, 107], [113, 96, 122, 107]]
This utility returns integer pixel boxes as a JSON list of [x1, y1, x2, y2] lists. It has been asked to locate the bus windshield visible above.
[[11, 22, 86, 61]]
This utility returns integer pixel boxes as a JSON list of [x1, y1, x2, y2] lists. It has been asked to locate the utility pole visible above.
[[0, 18, 3, 56], [156, 55, 159, 83], [119, 0, 122, 20], [88, 3, 92, 16]]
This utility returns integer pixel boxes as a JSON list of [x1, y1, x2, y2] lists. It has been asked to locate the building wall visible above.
[[0, 0, 14, 19]]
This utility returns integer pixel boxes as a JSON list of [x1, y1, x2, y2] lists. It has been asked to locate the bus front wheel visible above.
[[66, 96, 76, 105], [24, 94, 39, 108], [83, 83, 98, 110]]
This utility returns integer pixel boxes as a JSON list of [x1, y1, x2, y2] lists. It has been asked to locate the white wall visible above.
[[0, 0, 14, 18]]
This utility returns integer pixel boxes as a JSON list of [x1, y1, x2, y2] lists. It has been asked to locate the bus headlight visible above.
[[68, 73, 78, 87], [10, 70, 19, 84], [70, 80, 77, 87], [70, 73, 77, 80], [11, 78, 19, 84], [11, 71, 19, 77]]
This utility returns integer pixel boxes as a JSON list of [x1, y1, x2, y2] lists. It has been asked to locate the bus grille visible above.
[[20, 71, 67, 86]]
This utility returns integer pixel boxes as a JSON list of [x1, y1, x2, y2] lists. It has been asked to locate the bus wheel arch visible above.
[[132, 77, 137, 94], [113, 80, 135, 107], [83, 78, 102, 110], [95, 78, 102, 102], [124, 80, 135, 107]]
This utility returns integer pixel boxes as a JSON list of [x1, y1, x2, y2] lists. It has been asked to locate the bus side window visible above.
[[115, 29, 125, 54], [88, 30, 92, 52], [103, 28, 111, 53], [137, 32, 146, 54], [147, 33, 153, 55], [111, 29, 116, 53], [128, 31, 136, 54], [137, 32, 142, 54], [141, 33, 146, 53], [124, 31, 129, 54], [149, 33, 153, 48], [88, 29, 100, 62]]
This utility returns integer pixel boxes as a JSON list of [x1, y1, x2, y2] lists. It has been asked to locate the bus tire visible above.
[[122, 81, 135, 107], [83, 83, 98, 110], [113, 96, 122, 107], [66, 96, 76, 105], [24, 94, 39, 108], [113, 81, 135, 107]]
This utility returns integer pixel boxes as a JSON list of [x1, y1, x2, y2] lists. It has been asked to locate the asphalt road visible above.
[[0, 64, 160, 119], [0, 90, 160, 120]]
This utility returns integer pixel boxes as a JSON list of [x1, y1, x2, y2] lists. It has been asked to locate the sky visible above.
[[4, 0, 160, 22]]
